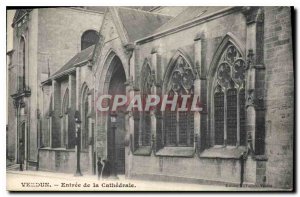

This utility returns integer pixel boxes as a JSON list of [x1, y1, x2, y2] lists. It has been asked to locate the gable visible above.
[[100, 11, 120, 44]]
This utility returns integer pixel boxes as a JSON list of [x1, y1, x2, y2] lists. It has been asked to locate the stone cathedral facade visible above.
[[7, 7, 294, 189]]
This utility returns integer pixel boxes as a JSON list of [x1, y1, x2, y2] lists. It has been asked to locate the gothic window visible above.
[[141, 64, 153, 146], [136, 63, 154, 147], [164, 56, 195, 147], [213, 44, 246, 146], [61, 89, 69, 148], [81, 30, 99, 50]]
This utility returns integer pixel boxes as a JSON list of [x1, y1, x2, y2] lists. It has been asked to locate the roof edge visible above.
[[109, 7, 130, 44], [43, 58, 91, 84], [135, 6, 240, 45]]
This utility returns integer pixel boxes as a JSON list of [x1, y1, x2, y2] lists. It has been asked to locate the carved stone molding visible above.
[[36, 109, 41, 120], [246, 49, 254, 69], [46, 110, 53, 119], [246, 90, 255, 108], [151, 47, 157, 54], [194, 32, 205, 41], [246, 90, 265, 110], [247, 132, 255, 156], [241, 7, 264, 24], [123, 43, 135, 59]]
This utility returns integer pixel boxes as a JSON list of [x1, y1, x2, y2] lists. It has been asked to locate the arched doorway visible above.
[[106, 56, 126, 175]]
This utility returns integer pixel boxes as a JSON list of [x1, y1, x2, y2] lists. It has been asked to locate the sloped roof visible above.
[[153, 6, 229, 34], [51, 45, 95, 78], [115, 7, 173, 42], [85, 6, 157, 13]]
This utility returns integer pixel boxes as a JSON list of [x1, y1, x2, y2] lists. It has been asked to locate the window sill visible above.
[[200, 146, 247, 159], [133, 146, 152, 156], [39, 147, 75, 152], [156, 146, 195, 157], [253, 154, 268, 161]]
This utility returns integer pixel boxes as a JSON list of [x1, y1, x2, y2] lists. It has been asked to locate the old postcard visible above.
[[6, 6, 294, 191]]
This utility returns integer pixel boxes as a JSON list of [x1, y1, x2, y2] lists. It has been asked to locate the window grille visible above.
[[239, 89, 246, 146], [214, 91, 224, 145], [227, 88, 237, 146]]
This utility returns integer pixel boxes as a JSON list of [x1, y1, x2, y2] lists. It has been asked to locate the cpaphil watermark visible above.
[[96, 94, 203, 112]]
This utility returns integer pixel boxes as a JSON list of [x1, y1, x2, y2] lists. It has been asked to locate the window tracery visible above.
[[164, 56, 195, 147], [213, 44, 247, 146]]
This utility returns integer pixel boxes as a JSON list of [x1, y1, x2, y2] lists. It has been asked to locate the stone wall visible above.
[[264, 7, 293, 189], [37, 8, 103, 77], [129, 8, 251, 185], [7, 7, 103, 167], [39, 148, 90, 173]]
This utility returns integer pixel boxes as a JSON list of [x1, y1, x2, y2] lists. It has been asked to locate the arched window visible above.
[[81, 30, 99, 50], [164, 56, 195, 147], [213, 43, 246, 146], [61, 89, 69, 148], [19, 37, 25, 90], [139, 63, 153, 146], [81, 85, 90, 150]]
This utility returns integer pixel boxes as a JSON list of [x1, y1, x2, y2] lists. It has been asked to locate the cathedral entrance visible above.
[[107, 56, 126, 175]]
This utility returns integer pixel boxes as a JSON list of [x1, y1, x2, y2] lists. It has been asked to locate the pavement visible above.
[[6, 169, 287, 191]]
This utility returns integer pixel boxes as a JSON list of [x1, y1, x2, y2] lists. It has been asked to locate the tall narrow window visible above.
[[164, 56, 195, 147], [19, 37, 25, 90], [136, 63, 154, 147], [213, 44, 247, 146], [81, 30, 99, 50], [239, 89, 246, 146], [61, 89, 69, 148], [165, 92, 177, 146], [227, 88, 237, 146], [214, 86, 224, 145]]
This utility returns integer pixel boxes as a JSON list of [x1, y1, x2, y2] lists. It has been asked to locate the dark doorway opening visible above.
[[107, 56, 126, 175]]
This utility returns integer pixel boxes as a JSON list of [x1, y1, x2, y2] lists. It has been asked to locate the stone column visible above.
[[123, 43, 135, 178], [194, 33, 207, 151], [150, 49, 158, 151], [151, 48, 164, 151], [243, 7, 265, 154], [51, 79, 61, 148], [124, 80, 134, 178], [87, 90, 94, 174], [243, 6, 267, 186], [68, 74, 76, 148]]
